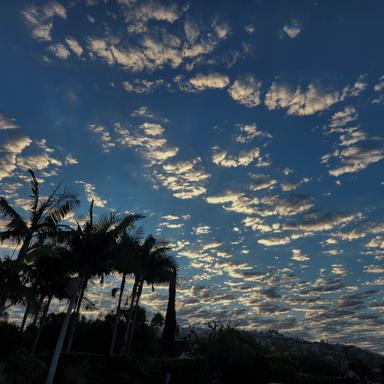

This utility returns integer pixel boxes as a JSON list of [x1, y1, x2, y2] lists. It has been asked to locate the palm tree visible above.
[[46, 277, 81, 384], [27, 244, 72, 354], [109, 229, 142, 356], [0, 257, 25, 317], [64, 201, 143, 352], [121, 235, 176, 355], [162, 264, 178, 356], [0, 169, 79, 316]]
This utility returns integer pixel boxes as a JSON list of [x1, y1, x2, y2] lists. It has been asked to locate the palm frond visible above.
[[28, 169, 39, 215], [0, 198, 27, 241], [112, 213, 145, 237]]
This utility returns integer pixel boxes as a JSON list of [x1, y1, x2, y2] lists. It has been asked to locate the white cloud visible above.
[[282, 20, 301, 39], [193, 225, 211, 235], [291, 249, 309, 261], [235, 123, 271, 143], [0, 114, 19, 129], [249, 174, 277, 191], [76, 181, 107, 207], [89, 124, 115, 152], [122, 79, 163, 94], [206, 191, 258, 215], [65, 153, 78, 165], [212, 147, 261, 167], [49, 43, 71, 60], [228, 75, 262, 107], [322, 106, 384, 176], [373, 75, 384, 92], [188, 73, 230, 91], [22, 1, 66, 41], [285, 212, 360, 232], [0, 136, 32, 180], [265, 79, 364, 116], [155, 158, 210, 199], [65, 37, 83, 56]]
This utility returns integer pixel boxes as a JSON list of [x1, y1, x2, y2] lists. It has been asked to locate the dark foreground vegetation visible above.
[[1, 315, 384, 384], [1, 171, 383, 383]]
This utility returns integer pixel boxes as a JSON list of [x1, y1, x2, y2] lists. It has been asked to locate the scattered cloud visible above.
[[188, 73, 230, 91], [228, 75, 262, 107], [265, 78, 366, 116], [76, 180, 107, 207], [22, 1, 66, 41], [212, 147, 262, 167], [0, 114, 19, 130], [282, 20, 301, 39]]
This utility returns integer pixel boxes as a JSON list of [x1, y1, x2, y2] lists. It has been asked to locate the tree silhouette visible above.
[[0, 170, 79, 317], [162, 264, 178, 356]]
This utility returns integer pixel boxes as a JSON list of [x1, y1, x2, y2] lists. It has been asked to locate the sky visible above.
[[1, 0, 384, 353]]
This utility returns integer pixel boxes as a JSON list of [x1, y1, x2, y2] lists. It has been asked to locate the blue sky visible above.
[[1, 0, 384, 352]]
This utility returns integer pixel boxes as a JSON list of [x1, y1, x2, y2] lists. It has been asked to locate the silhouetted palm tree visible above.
[[162, 264, 178, 355], [121, 235, 175, 355], [109, 229, 143, 355], [27, 244, 71, 354], [64, 200, 142, 352], [0, 170, 79, 316]]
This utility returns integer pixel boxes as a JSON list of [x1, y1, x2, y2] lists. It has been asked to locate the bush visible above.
[[4, 354, 46, 384]]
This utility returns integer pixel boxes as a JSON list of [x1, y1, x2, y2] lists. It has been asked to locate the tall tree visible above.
[[109, 229, 142, 356], [0, 170, 79, 316], [121, 235, 176, 355], [64, 201, 143, 352], [162, 264, 178, 356]]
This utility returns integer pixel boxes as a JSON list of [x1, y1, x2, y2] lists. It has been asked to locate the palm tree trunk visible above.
[[32, 296, 44, 327], [65, 277, 87, 353], [109, 272, 126, 356], [31, 294, 52, 355], [20, 300, 31, 332], [0, 296, 7, 318], [126, 279, 143, 356], [121, 278, 139, 354], [46, 295, 77, 384], [162, 267, 177, 356]]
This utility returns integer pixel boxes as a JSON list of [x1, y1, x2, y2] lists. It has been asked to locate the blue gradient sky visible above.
[[1, 0, 384, 352]]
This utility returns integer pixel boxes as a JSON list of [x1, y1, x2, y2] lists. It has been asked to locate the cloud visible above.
[[285, 211, 360, 232], [328, 145, 384, 177], [258, 236, 292, 246], [22, 1, 66, 41], [49, 43, 70, 60], [193, 225, 211, 235], [0, 114, 19, 129], [0, 136, 32, 180], [235, 123, 272, 143], [155, 158, 210, 199], [206, 191, 258, 215], [228, 75, 262, 107], [282, 20, 301, 39], [76, 181, 107, 207], [122, 79, 163, 94], [65, 37, 83, 56], [118, 0, 185, 33], [65, 153, 78, 165], [188, 73, 230, 91], [265, 79, 365, 116], [291, 249, 309, 261], [89, 124, 115, 152], [212, 147, 262, 167], [258, 194, 314, 217], [373, 74, 384, 92], [249, 174, 277, 191], [115, 122, 178, 164]]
